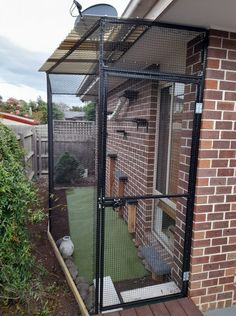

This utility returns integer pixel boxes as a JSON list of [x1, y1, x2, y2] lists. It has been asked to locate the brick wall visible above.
[[106, 78, 158, 244], [189, 29, 236, 311]]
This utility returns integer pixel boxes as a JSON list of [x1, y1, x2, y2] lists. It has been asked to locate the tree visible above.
[[70, 105, 83, 112], [84, 102, 96, 121]]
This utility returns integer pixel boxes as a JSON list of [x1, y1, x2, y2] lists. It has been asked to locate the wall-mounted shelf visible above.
[[131, 118, 149, 132], [116, 129, 128, 139]]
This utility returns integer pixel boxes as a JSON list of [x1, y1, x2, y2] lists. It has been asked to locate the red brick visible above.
[[224, 92, 236, 101], [204, 90, 223, 100], [200, 131, 220, 139], [222, 244, 236, 252], [219, 276, 234, 284], [206, 230, 222, 238], [225, 212, 236, 219], [217, 292, 233, 300], [191, 256, 209, 265], [210, 177, 226, 186], [207, 213, 223, 221], [205, 69, 225, 80], [223, 111, 236, 120], [202, 110, 222, 120], [216, 186, 232, 194], [205, 79, 218, 90], [193, 222, 211, 231], [212, 237, 228, 246], [208, 48, 227, 59], [209, 270, 224, 278], [223, 228, 236, 236], [214, 204, 230, 212], [202, 278, 218, 286], [222, 39, 236, 49], [207, 59, 220, 69], [210, 30, 229, 38], [213, 221, 229, 229], [217, 169, 234, 176], [211, 159, 228, 167], [213, 140, 230, 149], [208, 36, 222, 48], [215, 121, 233, 130], [195, 205, 213, 213], [205, 246, 221, 255], [190, 288, 207, 297], [217, 101, 234, 111], [208, 286, 224, 295], [208, 195, 225, 203], [198, 150, 218, 158], [226, 71, 236, 81], [220, 80, 236, 91], [219, 150, 235, 158], [228, 50, 236, 60], [221, 131, 236, 139], [191, 272, 208, 281], [210, 254, 226, 262]]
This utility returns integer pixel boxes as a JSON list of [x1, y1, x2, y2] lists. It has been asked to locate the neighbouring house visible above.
[[64, 111, 86, 120], [39, 0, 236, 315]]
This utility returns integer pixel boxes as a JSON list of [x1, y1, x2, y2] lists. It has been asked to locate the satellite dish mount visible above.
[[70, 1, 83, 17]]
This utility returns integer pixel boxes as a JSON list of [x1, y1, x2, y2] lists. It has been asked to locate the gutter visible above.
[[122, 0, 174, 19]]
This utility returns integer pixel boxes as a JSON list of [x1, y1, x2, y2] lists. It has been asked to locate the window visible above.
[[153, 83, 184, 251]]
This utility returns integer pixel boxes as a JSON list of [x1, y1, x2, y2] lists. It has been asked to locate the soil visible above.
[[1, 177, 81, 316]]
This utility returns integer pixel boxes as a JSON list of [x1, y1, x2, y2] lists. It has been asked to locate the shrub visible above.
[[54, 152, 84, 184], [0, 123, 40, 303]]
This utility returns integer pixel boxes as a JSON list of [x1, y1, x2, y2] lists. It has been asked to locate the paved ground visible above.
[[204, 306, 236, 316]]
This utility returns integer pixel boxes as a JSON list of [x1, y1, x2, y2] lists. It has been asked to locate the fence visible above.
[[6, 121, 95, 179]]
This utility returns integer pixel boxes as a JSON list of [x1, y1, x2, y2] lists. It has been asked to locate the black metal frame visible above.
[[45, 16, 208, 314]]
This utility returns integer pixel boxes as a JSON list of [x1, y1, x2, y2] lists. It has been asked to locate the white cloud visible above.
[[0, 0, 129, 102], [0, 82, 46, 102]]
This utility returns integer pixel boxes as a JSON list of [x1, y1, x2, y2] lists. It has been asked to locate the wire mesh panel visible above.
[[47, 92, 97, 314], [43, 16, 206, 314], [100, 73, 197, 309]]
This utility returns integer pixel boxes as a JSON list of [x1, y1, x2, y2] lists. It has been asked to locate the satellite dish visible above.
[[74, 4, 118, 28]]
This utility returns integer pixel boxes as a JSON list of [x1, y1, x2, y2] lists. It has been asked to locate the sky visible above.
[[0, 0, 129, 104]]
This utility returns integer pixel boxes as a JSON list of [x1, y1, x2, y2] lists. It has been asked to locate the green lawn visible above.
[[66, 187, 147, 283]]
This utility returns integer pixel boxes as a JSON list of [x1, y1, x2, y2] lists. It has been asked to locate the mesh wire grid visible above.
[[44, 18, 206, 312], [102, 75, 196, 307]]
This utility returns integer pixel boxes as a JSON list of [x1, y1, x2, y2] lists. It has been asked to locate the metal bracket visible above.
[[195, 103, 203, 114], [103, 198, 125, 210], [183, 271, 189, 281]]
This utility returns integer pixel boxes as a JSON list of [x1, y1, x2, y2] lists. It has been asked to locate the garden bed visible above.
[[1, 177, 80, 316]]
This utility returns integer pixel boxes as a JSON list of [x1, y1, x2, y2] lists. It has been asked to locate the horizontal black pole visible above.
[[105, 67, 201, 84], [101, 291, 184, 311], [102, 17, 207, 33], [104, 193, 188, 202]]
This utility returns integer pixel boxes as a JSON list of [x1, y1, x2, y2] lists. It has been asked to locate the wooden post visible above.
[[127, 200, 137, 233], [118, 175, 128, 217], [107, 153, 117, 197], [38, 134, 42, 177]]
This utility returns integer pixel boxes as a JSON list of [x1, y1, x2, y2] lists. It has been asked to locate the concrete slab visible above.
[[204, 306, 236, 316], [120, 281, 180, 303]]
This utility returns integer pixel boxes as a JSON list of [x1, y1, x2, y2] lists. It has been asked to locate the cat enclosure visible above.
[[40, 16, 207, 314]]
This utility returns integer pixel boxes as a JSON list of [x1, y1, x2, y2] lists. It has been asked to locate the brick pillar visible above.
[[189, 29, 236, 311]]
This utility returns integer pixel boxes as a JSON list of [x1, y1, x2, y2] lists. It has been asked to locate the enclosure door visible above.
[[153, 82, 185, 253], [97, 72, 201, 313]]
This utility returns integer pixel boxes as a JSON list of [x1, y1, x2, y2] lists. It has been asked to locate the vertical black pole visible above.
[[46, 73, 54, 232], [182, 32, 209, 296], [99, 18, 108, 312], [95, 18, 106, 314]]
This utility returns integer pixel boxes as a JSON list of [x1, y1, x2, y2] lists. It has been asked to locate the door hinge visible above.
[[183, 271, 189, 281], [195, 103, 203, 114]]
